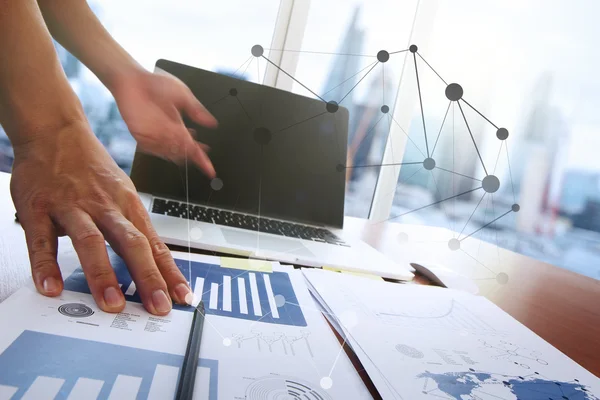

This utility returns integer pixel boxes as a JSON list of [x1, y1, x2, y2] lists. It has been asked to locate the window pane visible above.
[[277, 0, 420, 217], [390, 0, 600, 280], [0, 0, 280, 174]]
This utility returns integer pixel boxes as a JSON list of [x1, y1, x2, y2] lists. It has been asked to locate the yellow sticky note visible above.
[[322, 266, 383, 280], [221, 257, 273, 273]]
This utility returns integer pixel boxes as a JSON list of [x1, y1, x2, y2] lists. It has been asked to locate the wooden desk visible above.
[[1, 171, 599, 378]]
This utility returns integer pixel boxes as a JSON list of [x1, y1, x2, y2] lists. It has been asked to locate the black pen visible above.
[[176, 301, 206, 400]]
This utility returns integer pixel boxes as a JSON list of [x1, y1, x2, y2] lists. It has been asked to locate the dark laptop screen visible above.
[[130, 59, 349, 228]]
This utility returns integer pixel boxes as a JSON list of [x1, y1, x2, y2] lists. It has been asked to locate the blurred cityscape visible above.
[[0, 3, 599, 281]]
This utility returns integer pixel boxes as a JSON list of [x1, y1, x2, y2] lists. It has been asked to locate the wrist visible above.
[[102, 59, 147, 94]]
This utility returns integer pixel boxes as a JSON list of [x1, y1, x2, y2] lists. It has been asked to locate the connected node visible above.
[[229, 88, 238, 96], [448, 238, 460, 251], [326, 101, 339, 113], [496, 127, 509, 140], [336, 163, 345, 172], [223, 338, 232, 347], [381, 105, 390, 114], [377, 50, 390, 63], [397, 232, 409, 244], [482, 175, 500, 193], [251, 44, 264, 57], [210, 177, 223, 191], [512, 203, 520, 212], [253, 127, 271, 145], [274, 294, 286, 308], [445, 83, 463, 101], [320, 377, 333, 390], [423, 157, 436, 171], [496, 272, 509, 285], [409, 44, 418, 53]]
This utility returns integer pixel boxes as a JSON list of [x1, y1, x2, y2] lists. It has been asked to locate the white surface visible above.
[[147, 364, 179, 400], [0, 384, 18, 400], [303, 268, 600, 400], [67, 377, 104, 400], [107, 375, 142, 400], [22, 376, 64, 400], [0, 249, 371, 399]]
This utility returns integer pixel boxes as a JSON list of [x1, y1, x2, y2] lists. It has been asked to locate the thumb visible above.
[[183, 93, 218, 128]]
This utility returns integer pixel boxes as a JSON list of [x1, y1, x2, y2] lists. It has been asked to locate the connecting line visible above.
[[274, 112, 327, 134], [208, 94, 230, 107], [416, 52, 448, 85], [461, 98, 498, 129], [389, 49, 409, 55], [235, 96, 252, 121], [347, 161, 422, 169], [390, 115, 426, 158], [458, 191, 486, 238], [460, 209, 512, 241], [232, 56, 253, 79], [261, 55, 326, 102], [457, 101, 488, 175], [386, 186, 482, 222], [264, 48, 375, 57], [321, 61, 378, 97], [431, 101, 452, 157], [435, 166, 482, 182], [338, 61, 379, 104], [413, 52, 430, 157], [505, 141, 517, 203]]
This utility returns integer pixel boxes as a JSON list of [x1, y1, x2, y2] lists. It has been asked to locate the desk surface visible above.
[[0, 171, 599, 377]]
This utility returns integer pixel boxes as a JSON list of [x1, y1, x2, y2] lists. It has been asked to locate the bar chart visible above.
[[0, 330, 218, 400], [63, 248, 307, 326]]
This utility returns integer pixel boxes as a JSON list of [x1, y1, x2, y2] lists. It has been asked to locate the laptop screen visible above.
[[130, 59, 348, 228]]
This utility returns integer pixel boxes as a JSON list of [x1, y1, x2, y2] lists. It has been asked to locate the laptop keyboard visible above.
[[151, 198, 348, 246]]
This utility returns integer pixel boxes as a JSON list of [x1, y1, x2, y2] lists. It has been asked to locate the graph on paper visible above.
[[0, 330, 218, 400], [63, 247, 307, 326]]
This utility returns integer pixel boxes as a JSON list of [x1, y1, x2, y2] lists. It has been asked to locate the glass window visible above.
[[388, 0, 600, 280], [274, 0, 420, 218], [0, 0, 281, 174]]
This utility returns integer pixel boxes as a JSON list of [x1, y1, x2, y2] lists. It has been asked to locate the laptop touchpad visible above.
[[220, 229, 314, 257]]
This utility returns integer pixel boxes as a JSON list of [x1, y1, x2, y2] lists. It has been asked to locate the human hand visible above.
[[111, 69, 218, 177], [10, 120, 192, 315]]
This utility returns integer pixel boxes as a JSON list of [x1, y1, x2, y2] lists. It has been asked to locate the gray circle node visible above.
[[445, 83, 463, 101], [251, 45, 264, 57], [326, 101, 339, 113], [381, 105, 390, 114], [423, 157, 436, 171], [512, 203, 520, 212], [336, 164, 345, 172], [448, 238, 460, 251], [397, 232, 409, 244], [377, 50, 390, 63], [274, 294, 286, 308], [482, 175, 500, 193], [496, 128, 509, 140], [229, 88, 238, 96], [253, 127, 271, 145], [496, 272, 509, 284], [210, 178, 223, 191], [409, 44, 418, 53]]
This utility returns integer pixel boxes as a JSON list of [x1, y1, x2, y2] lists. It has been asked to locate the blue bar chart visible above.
[[63, 247, 307, 326], [0, 330, 218, 400]]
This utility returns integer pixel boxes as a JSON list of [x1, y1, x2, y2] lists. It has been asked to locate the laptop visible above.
[[130, 59, 413, 281]]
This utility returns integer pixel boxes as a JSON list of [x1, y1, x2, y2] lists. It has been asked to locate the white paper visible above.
[[0, 249, 371, 399], [303, 268, 600, 400]]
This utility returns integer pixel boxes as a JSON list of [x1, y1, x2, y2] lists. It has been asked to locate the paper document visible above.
[[0, 247, 370, 399], [303, 268, 600, 400]]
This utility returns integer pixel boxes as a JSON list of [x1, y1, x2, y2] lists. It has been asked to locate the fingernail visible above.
[[152, 290, 172, 313], [175, 283, 192, 305], [104, 287, 124, 308], [43, 277, 59, 294]]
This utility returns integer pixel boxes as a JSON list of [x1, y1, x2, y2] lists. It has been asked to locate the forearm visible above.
[[0, 0, 85, 147], [37, 0, 143, 92]]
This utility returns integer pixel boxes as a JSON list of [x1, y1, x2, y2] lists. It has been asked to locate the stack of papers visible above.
[[303, 268, 600, 400], [0, 248, 370, 399]]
